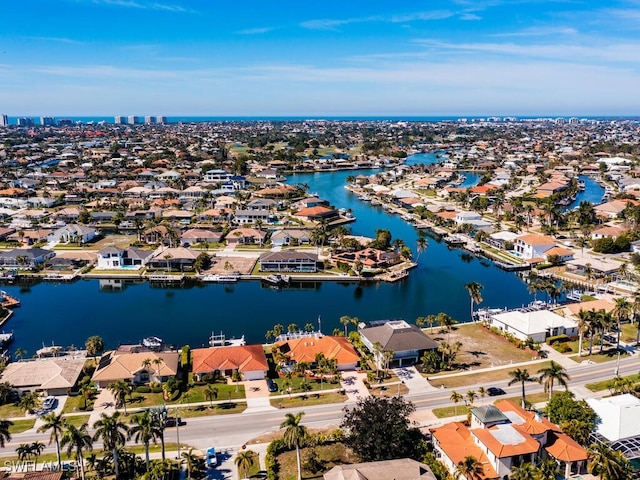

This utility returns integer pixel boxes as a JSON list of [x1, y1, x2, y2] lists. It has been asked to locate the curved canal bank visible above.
[[3, 153, 537, 354]]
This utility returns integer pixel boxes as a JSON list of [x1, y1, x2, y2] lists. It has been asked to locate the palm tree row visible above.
[[508, 361, 570, 408]]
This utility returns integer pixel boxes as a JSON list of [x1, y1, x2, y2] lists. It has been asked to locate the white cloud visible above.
[[236, 27, 275, 35], [490, 27, 578, 37]]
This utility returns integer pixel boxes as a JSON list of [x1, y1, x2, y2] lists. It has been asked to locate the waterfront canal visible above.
[[4, 153, 536, 354]]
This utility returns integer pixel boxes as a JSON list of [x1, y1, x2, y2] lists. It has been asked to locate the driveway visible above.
[[340, 371, 370, 402]]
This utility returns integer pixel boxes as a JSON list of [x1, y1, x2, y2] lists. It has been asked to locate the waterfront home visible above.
[[594, 199, 632, 219], [47, 224, 98, 245], [6, 229, 52, 246], [358, 319, 438, 368], [542, 246, 574, 263], [270, 229, 312, 247], [585, 394, 640, 463], [0, 247, 55, 268], [565, 256, 621, 279], [92, 350, 179, 388], [488, 231, 519, 249], [254, 184, 298, 198], [485, 308, 578, 343], [324, 458, 436, 480], [331, 248, 400, 271], [140, 225, 179, 245], [246, 198, 277, 211], [294, 205, 339, 223], [431, 401, 587, 480], [0, 357, 86, 396], [191, 344, 268, 381], [513, 234, 557, 261], [259, 251, 319, 273], [275, 335, 360, 371], [292, 197, 330, 209], [454, 211, 481, 225], [148, 247, 199, 271], [96, 246, 154, 269]]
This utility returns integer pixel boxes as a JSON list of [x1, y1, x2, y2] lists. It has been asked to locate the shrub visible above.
[[546, 334, 570, 345], [555, 343, 573, 353], [135, 386, 151, 393]]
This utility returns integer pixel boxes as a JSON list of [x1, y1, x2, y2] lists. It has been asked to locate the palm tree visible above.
[[450, 390, 463, 416], [538, 361, 570, 401], [478, 386, 487, 405], [466, 390, 477, 406], [37, 412, 65, 471], [19, 392, 40, 414], [0, 419, 13, 448], [16, 443, 34, 461], [61, 422, 93, 480], [339, 315, 352, 337], [508, 368, 535, 409], [280, 412, 308, 480], [30, 441, 45, 463], [232, 369, 242, 393], [588, 442, 634, 480], [576, 309, 592, 357], [141, 357, 152, 371], [455, 455, 484, 480], [85, 336, 104, 362], [416, 236, 428, 262], [510, 462, 540, 480], [612, 297, 631, 351], [633, 290, 640, 346], [129, 409, 160, 471], [92, 412, 129, 479], [464, 282, 483, 320], [181, 448, 199, 479], [204, 384, 218, 408], [235, 450, 256, 479], [149, 406, 168, 461], [108, 380, 132, 414]]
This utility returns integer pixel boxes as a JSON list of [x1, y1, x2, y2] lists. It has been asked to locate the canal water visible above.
[[4, 153, 535, 354], [564, 175, 606, 211]]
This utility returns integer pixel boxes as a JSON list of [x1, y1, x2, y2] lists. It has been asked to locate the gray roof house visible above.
[[96, 246, 155, 270], [259, 251, 319, 273], [358, 319, 438, 368], [0, 248, 55, 268]]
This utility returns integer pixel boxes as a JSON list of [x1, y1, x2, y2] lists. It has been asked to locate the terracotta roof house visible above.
[[4, 472, 64, 480], [191, 345, 268, 381], [92, 351, 179, 388], [324, 458, 436, 480], [276, 335, 360, 371], [295, 206, 339, 222], [0, 357, 86, 396], [591, 225, 626, 240], [432, 401, 587, 480], [148, 247, 199, 270], [180, 228, 223, 246], [358, 319, 438, 368]]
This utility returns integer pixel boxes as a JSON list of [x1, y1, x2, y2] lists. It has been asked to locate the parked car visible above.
[[206, 447, 217, 468], [266, 378, 278, 393], [42, 396, 57, 410], [486, 387, 506, 396]]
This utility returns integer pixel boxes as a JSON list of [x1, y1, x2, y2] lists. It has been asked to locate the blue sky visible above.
[[1, 0, 639, 116]]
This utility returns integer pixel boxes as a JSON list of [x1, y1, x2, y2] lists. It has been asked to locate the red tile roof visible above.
[[191, 345, 268, 374]]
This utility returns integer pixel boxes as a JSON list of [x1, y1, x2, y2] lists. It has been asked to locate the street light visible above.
[[175, 405, 181, 460], [614, 350, 621, 376]]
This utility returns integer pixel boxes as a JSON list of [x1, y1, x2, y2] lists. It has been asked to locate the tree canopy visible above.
[[543, 391, 598, 444], [340, 396, 426, 462]]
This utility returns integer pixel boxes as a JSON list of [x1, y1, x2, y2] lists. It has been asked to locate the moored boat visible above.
[[262, 274, 291, 285], [142, 336, 163, 349], [201, 274, 239, 283]]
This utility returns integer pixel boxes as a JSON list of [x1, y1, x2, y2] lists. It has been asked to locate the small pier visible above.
[[1, 291, 20, 309], [147, 274, 185, 283], [494, 261, 531, 272]]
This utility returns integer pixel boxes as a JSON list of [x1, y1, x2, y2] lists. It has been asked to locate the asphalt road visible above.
[[2, 355, 638, 462]]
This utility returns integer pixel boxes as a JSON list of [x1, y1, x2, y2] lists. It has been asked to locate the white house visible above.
[[47, 224, 98, 245], [586, 394, 640, 461], [96, 246, 154, 270], [454, 211, 481, 225], [514, 234, 557, 261], [487, 308, 578, 343]]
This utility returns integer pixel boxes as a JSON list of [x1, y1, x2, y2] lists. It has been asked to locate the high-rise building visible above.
[[156, 116, 167, 124], [144, 116, 156, 125], [128, 115, 140, 125], [40, 116, 55, 126], [17, 117, 34, 126], [58, 119, 74, 126], [0, 114, 8, 127], [114, 116, 126, 125]]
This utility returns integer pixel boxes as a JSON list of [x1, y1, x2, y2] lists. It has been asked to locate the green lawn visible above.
[[63, 414, 92, 428], [586, 373, 640, 392], [620, 323, 639, 344], [269, 376, 341, 396], [270, 392, 347, 409], [572, 348, 629, 364], [125, 383, 246, 409], [8, 418, 36, 434], [0, 402, 27, 418], [428, 361, 553, 389], [432, 404, 471, 419], [62, 394, 94, 414]]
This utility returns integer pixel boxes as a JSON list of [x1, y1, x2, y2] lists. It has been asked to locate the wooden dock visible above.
[[1, 291, 20, 309], [147, 274, 185, 283]]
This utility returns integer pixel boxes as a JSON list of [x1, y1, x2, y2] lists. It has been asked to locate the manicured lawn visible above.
[[275, 442, 359, 480], [62, 394, 94, 414], [369, 383, 410, 397], [586, 373, 640, 392], [63, 414, 92, 428], [0, 403, 27, 418], [572, 348, 629, 364], [620, 323, 639, 344], [501, 392, 549, 406], [428, 361, 552, 389], [8, 418, 36, 434], [175, 402, 247, 418], [432, 404, 471, 419], [270, 392, 347, 409], [269, 376, 341, 396], [125, 382, 246, 409]]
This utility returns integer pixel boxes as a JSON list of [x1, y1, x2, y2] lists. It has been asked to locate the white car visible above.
[[43, 396, 56, 410]]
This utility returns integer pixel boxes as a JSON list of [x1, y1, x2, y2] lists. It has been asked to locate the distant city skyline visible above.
[[1, 1, 639, 116]]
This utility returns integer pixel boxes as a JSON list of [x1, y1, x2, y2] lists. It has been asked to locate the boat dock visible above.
[[147, 274, 185, 283], [1, 291, 20, 309]]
